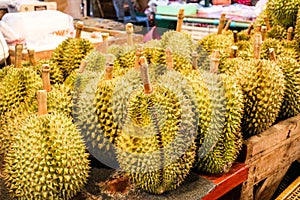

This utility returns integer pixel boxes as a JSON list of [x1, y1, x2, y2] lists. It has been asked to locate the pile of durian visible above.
[[0, 2, 300, 197]]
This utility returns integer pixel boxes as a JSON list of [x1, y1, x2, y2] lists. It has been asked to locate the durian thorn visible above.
[[27, 48, 37, 66], [176, 8, 184, 32], [264, 16, 271, 30], [165, 47, 174, 70], [42, 64, 52, 92], [224, 19, 232, 31], [134, 46, 143, 69], [105, 63, 114, 80], [287, 27, 294, 41], [217, 13, 226, 34], [78, 59, 87, 73], [261, 26, 267, 41], [126, 23, 134, 46], [192, 51, 198, 70], [233, 30, 238, 43], [37, 90, 48, 116], [247, 23, 253, 35], [14, 43, 23, 68], [269, 48, 277, 62], [210, 50, 220, 73], [75, 21, 84, 39], [139, 56, 153, 94], [253, 33, 262, 59], [230, 46, 238, 58]]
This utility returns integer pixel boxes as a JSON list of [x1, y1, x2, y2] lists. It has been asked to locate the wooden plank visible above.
[[243, 115, 300, 161], [240, 115, 300, 200], [255, 165, 289, 200], [201, 163, 248, 200]]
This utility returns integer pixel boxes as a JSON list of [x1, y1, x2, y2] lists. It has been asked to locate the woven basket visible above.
[[276, 176, 300, 200]]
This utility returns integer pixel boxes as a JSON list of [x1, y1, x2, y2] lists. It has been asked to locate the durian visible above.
[[49, 37, 94, 84], [3, 90, 90, 200], [73, 62, 119, 168], [113, 57, 198, 194], [0, 65, 42, 117], [265, 0, 300, 28], [194, 53, 244, 174], [294, 8, 300, 53]]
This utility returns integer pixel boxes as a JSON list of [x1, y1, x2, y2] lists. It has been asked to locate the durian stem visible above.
[[166, 47, 173, 70], [102, 33, 109, 54], [255, 24, 262, 33], [27, 49, 37, 66], [104, 63, 114, 80], [15, 43, 23, 68], [247, 23, 253, 35], [210, 50, 220, 73], [78, 59, 87, 73], [37, 90, 48, 116], [126, 23, 134, 46], [254, 33, 262, 59], [264, 16, 271, 30], [140, 56, 152, 94], [135, 46, 143, 70], [261, 26, 267, 41], [287, 27, 294, 41], [269, 48, 277, 62], [75, 21, 84, 39], [224, 20, 232, 31], [42, 64, 52, 92], [176, 8, 184, 32], [217, 13, 226, 34], [192, 51, 198, 70], [230, 46, 238, 58], [233, 30, 238, 43]]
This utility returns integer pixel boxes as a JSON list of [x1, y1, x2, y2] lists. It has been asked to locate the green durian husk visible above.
[[50, 37, 94, 84], [260, 38, 298, 60], [276, 57, 300, 121], [265, 0, 300, 28], [294, 8, 300, 53], [195, 72, 244, 174], [266, 24, 288, 40], [160, 30, 197, 62], [114, 69, 198, 194], [220, 58, 285, 138], [0, 65, 42, 117], [3, 112, 90, 200], [73, 69, 119, 168]]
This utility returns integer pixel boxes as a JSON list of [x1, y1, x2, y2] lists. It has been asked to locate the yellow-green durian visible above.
[[220, 58, 285, 138], [50, 37, 94, 84], [0, 65, 42, 117], [3, 111, 90, 200], [113, 67, 198, 194]]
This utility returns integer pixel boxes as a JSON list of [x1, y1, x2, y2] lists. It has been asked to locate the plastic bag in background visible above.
[[0, 30, 9, 65], [1, 10, 74, 51]]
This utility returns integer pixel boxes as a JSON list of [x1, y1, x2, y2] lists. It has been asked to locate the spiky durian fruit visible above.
[[49, 37, 94, 84], [276, 57, 300, 121], [0, 103, 32, 157], [195, 72, 244, 174], [4, 110, 90, 200], [0, 65, 42, 117], [266, 0, 300, 28], [260, 38, 298, 60], [220, 58, 285, 138], [160, 30, 196, 62], [113, 58, 198, 194], [267, 24, 288, 40], [198, 33, 232, 54], [73, 61, 119, 168], [84, 50, 107, 72], [295, 8, 300, 53]]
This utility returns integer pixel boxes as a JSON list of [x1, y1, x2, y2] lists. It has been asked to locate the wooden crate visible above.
[[239, 115, 300, 200]]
